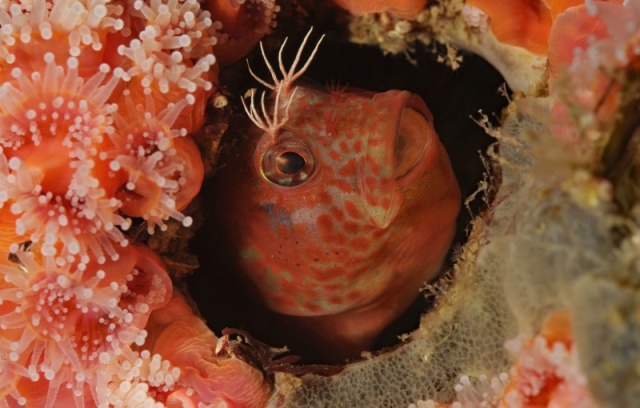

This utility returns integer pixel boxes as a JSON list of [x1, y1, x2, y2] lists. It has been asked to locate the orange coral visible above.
[[206, 0, 279, 65], [0, 243, 172, 407], [467, 0, 552, 54], [501, 310, 600, 408], [142, 292, 272, 407], [0, 0, 213, 263], [110, 92, 204, 232], [117, 0, 218, 133], [467, 0, 623, 55], [332, 0, 428, 20], [409, 310, 598, 408], [0, 0, 266, 406], [0, 54, 130, 264], [0, 0, 128, 80]]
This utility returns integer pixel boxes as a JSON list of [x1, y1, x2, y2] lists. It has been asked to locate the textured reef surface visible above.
[[1, 0, 640, 407]]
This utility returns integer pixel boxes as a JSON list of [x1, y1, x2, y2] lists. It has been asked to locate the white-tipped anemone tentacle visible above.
[[109, 90, 195, 233], [0, 0, 125, 63], [242, 27, 325, 139], [0, 247, 164, 408], [0, 53, 130, 266]]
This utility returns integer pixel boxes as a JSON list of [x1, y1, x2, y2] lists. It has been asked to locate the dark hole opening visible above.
[[187, 30, 508, 366]]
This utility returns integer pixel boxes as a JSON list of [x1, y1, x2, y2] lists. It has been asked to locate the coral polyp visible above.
[[102, 348, 184, 407], [0, 0, 126, 75], [0, 243, 172, 407], [110, 92, 204, 232], [119, 0, 218, 132], [207, 0, 279, 65], [0, 53, 129, 264]]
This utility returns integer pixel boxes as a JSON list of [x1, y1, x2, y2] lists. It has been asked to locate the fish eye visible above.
[[261, 137, 316, 187], [276, 151, 306, 174]]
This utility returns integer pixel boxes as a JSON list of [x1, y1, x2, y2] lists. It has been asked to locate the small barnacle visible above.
[[0, 206, 25, 262], [461, 4, 490, 33], [409, 373, 509, 408]]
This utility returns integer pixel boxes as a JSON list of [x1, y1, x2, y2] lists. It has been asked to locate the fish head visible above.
[[216, 81, 461, 319]]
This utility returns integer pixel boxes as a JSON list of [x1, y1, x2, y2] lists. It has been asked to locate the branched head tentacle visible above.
[[278, 28, 324, 91], [242, 27, 324, 140]]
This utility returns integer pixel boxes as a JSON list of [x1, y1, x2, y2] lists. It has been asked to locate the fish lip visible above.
[[394, 94, 434, 190], [356, 90, 434, 228]]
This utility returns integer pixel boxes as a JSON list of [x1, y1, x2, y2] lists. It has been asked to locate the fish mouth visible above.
[[394, 95, 434, 188], [359, 92, 436, 228]]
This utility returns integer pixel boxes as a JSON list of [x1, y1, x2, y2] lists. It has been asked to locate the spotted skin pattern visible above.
[[214, 35, 461, 354]]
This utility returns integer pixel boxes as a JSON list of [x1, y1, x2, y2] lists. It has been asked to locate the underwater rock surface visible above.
[[270, 1, 640, 407]]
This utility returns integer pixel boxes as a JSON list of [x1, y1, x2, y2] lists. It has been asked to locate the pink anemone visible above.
[[500, 310, 598, 407], [205, 0, 278, 65], [110, 91, 204, 233], [0, 53, 131, 265], [547, 1, 640, 145], [116, 0, 218, 133], [467, 0, 623, 55], [548, 2, 615, 79], [0, 243, 172, 408]]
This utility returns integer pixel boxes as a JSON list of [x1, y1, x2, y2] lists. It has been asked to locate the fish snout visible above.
[[360, 91, 435, 228]]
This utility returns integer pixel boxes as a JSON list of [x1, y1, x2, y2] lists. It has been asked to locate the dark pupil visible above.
[[276, 151, 305, 174]]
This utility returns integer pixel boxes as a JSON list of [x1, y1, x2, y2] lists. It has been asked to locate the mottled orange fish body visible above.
[[214, 31, 460, 353]]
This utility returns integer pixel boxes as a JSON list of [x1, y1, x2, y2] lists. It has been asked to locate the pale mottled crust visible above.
[[345, 0, 547, 93], [273, 1, 640, 407]]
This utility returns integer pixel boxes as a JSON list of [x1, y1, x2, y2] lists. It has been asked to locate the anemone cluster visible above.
[[0, 0, 275, 406]]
